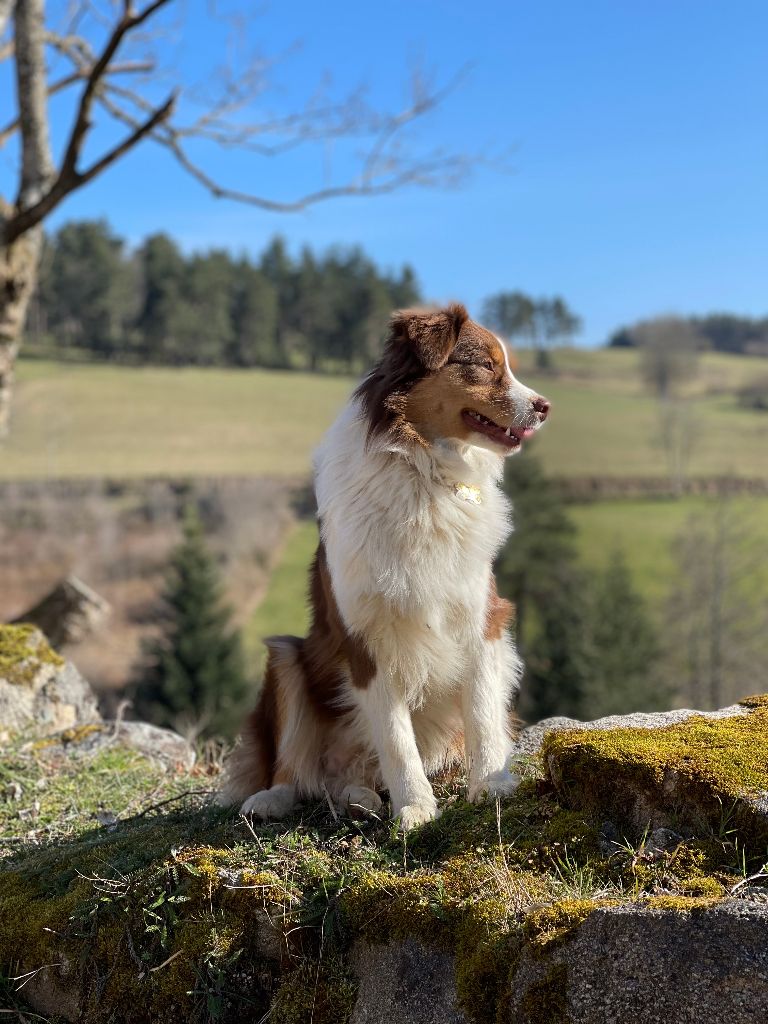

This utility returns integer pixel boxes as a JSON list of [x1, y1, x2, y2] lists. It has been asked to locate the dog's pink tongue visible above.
[[522, 428, 536, 439]]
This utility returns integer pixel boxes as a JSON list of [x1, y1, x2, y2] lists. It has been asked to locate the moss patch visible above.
[[543, 700, 768, 854], [270, 958, 357, 1024], [0, 624, 64, 687]]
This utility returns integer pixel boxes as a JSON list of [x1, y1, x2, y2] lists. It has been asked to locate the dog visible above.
[[220, 303, 550, 829]]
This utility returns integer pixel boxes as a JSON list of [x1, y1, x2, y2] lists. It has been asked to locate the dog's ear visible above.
[[390, 303, 469, 371]]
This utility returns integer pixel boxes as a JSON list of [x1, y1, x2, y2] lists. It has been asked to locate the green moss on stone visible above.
[[523, 899, 616, 949], [269, 958, 357, 1024], [543, 698, 768, 851], [0, 624, 64, 686]]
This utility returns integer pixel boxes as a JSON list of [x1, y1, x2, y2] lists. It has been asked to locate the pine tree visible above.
[[133, 508, 250, 740], [496, 453, 580, 654], [496, 452, 592, 720], [585, 550, 665, 717], [524, 569, 596, 721], [496, 454, 663, 723]]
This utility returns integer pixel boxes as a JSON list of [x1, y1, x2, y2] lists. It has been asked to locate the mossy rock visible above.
[[543, 696, 768, 854], [0, 625, 99, 735], [4, 700, 768, 1023], [0, 624, 64, 687]]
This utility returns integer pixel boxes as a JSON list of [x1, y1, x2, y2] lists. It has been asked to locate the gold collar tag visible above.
[[453, 482, 483, 505]]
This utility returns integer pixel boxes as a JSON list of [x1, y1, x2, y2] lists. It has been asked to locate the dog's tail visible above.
[[218, 635, 301, 806], [218, 635, 327, 806]]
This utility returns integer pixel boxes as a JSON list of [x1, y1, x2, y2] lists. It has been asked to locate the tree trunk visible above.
[[0, 225, 43, 438], [0, 0, 55, 439]]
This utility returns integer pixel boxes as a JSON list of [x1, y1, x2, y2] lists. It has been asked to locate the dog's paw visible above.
[[396, 800, 440, 831], [240, 785, 296, 821], [339, 785, 382, 817], [468, 769, 521, 804]]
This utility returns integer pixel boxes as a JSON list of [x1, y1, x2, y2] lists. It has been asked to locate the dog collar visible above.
[[452, 482, 483, 505]]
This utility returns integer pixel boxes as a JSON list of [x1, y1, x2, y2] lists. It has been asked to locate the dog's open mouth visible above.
[[462, 409, 536, 450]]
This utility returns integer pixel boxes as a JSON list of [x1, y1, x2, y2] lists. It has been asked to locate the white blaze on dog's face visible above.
[[400, 304, 550, 455]]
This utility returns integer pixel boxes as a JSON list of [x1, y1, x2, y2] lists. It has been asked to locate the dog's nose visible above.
[[532, 396, 550, 422]]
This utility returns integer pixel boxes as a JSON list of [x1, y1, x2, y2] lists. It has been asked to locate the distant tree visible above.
[[692, 314, 768, 357], [178, 250, 236, 366], [29, 222, 423, 371], [586, 550, 665, 717], [664, 501, 768, 710], [40, 220, 134, 355], [632, 316, 702, 495], [229, 263, 281, 369], [482, 291, 536, 348], [496, 453, 579, 645], [132, 508, 249, 741], [134, 233, 188, 363], [482, 291, 581, 369], [389, 265, 421, 310], [634, 317, 701, 401], [608, 314, 768, 355], [498, 454, 665, 722], [523, 570, 596, 721], [607, 327, 637, 348]]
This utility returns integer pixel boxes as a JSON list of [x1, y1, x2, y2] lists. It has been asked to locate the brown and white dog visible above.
[[220, 303, 550, 829]]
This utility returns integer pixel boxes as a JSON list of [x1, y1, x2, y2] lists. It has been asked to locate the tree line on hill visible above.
[[609, 315, 768, 356], [26, 221, 421, 374], [27, 219, 585, 375]]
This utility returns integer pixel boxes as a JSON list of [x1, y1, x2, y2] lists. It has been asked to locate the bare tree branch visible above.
[[7, 2, 480, 233], [4, 0, 174, 243], [5, 90, 175, 242], [92, 66, 476, 214], [58, 0, 172, 183], [0, 60, 154, 148]]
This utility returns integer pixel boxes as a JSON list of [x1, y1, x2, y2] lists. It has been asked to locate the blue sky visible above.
[[16, 1, 768, 344]]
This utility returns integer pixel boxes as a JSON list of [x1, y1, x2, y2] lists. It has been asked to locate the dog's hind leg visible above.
[[240, 773, 298, 821]]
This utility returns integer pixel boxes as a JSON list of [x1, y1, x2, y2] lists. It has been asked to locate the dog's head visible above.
[[356, 302, 550, 455]]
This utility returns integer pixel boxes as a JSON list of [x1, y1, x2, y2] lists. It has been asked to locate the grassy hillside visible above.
[[5, 360, 352, 478], [4, 348, 768, 479]]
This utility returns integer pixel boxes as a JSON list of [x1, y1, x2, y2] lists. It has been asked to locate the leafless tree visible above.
[[633, 317, 702, 494], [665, 500, 768, 709], [0, 0, 481, 436]]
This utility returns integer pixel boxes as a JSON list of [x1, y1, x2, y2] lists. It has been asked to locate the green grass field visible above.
[[5, 360, 352, 478], [243, 519, 317, 671], [4, 348, 768, 479]]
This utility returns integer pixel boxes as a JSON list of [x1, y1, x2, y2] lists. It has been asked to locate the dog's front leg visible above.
[[464, 638, 520, 803], [357, 675, 437, 830]]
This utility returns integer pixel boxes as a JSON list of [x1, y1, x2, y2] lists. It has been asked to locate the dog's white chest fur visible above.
[[315, 401, 512, 697]]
